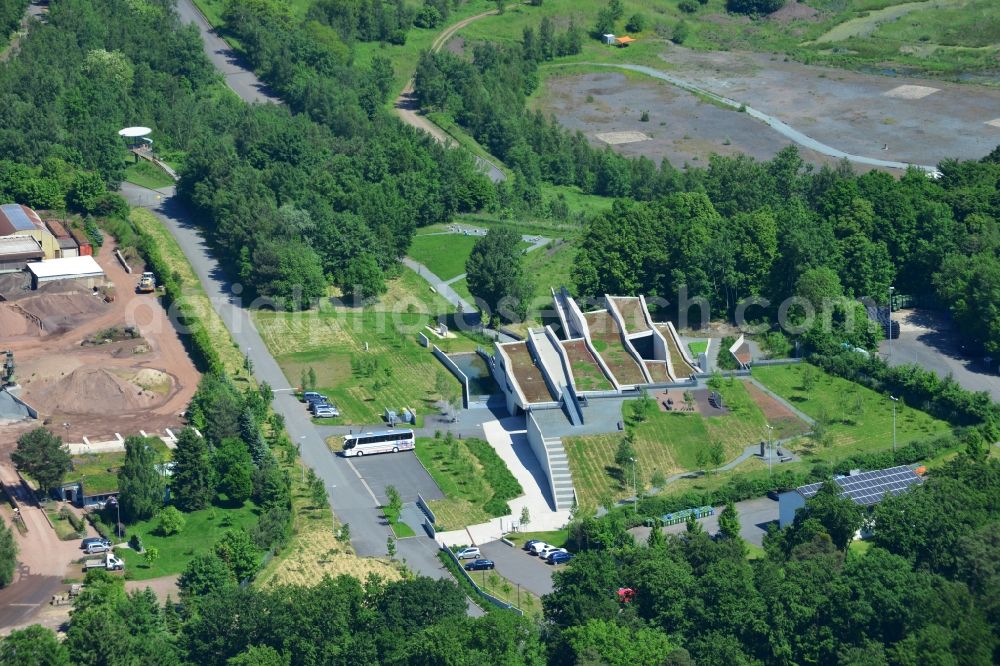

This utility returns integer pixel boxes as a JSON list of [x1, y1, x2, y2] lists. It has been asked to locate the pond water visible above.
[[449, 353, 500, 397]]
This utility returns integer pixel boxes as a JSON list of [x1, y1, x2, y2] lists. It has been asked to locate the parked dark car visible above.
[[464, 559, 495, 571], [548, 551, 573, 565], [81, 537, 111, 550], [522, 539, 543, 552]]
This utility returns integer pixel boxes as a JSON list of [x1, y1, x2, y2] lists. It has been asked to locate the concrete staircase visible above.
[[544, 437, 576, 511]]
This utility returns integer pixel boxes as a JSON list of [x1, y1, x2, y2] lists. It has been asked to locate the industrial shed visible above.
[[0, 236, 43, 273], [27, 255, 105, 289]]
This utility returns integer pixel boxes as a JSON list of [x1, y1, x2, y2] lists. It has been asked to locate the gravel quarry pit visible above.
[[535, 46, 1000, 170]]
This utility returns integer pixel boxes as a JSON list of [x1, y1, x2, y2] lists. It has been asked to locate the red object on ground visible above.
[[617, 587, 636, 603]]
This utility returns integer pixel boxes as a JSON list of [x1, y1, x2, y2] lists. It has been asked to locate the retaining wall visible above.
[[431, 345, 470, 409]]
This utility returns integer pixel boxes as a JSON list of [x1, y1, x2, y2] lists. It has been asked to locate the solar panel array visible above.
[[797, 465, 923, 506], [0, 204, 36, 231]]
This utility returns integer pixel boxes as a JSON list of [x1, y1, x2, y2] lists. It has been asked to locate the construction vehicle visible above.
[[136, 271, 155, 294], [83, 551, 125, 572]]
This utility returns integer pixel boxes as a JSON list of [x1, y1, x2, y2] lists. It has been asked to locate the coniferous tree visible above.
[[0, 517, 17, 588], [170, 428, 214, 512], [117, 437, 165, 522], [11, 428, 71, 493]]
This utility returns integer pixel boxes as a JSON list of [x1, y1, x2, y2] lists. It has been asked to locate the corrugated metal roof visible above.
[[27, 255, 104, 280], [797, 465, 923, 506], [0, 204, 39, 234], [0, 236, 43, 256]]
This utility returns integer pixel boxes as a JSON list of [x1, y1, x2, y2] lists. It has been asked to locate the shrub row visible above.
[[466, 438, 523, 517], [811, 350, 999, 437], [135, 225, 223, 375]]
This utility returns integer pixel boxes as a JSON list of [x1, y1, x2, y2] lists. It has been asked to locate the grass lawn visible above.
[[566, 380, 772, 510], [66, 440, 172, 496], [688, 341, 708, 356], [414, 435, 522, 529], [131, 208, 245, 375], [849, 539, 874, 556], [450, 277, 473, 304], [407, 233, 479, 281], [752, 364, 951, 458], [124, 160, 176, 190], [506, 529, 570, 548], [46, 508, 83, 540], [524, 238, 576, 306], [116, 500, 261, 580]]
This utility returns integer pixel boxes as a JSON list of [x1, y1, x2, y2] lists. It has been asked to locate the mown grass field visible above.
[[752, 363, 951, 457], [566, 379, 773, 509], [124, 160, 176, 190], [414, 435, 522, 529], [254, 267, 482, 425], [116, 500, 261, 580], [407, 233, 481, 281]]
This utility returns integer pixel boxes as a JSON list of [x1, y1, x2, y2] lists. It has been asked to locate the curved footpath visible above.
[[394, 9, 507, 183], [594, 63, 940, 173]]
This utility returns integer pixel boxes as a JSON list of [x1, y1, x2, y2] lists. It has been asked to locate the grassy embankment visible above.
[[414, 435, 524, 530], [565, 362, 952, 510]]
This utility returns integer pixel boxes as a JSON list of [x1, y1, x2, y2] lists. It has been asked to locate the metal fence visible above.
[[440, 545, 524, 616]]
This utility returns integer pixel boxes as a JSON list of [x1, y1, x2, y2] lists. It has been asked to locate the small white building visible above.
[[27, 255, 105, 289], [603, 33, 616, 45]]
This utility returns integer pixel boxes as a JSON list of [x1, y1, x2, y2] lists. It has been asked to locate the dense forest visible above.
[[4, 454, 995, 665], [0, 0, 27, 37], [415, 30, 1000, 355], [180, 0, 493, 306]]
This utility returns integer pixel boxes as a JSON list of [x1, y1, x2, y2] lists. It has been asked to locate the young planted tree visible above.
[[156, 507, 185, 536], [11, 428, 71, 493], [117, 437, 165, 522], [308, 469, 327, 508], [385, 485, 403, 522]]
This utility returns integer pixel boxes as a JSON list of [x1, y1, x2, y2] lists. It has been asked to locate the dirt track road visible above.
[[394, 9, 507, 183], [0, 466, 96, 633]]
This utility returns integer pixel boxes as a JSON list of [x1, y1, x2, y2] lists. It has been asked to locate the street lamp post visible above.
[[629, 457, 637, 513], [888, 286, 895, 363], [889, 395, 898, 453]]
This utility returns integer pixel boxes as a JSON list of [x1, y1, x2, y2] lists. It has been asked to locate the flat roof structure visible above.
[[796, 465, 923, 506], [0, 203, 42, 235], [27, 255, 104, 282], [0, 236, 43, 261]]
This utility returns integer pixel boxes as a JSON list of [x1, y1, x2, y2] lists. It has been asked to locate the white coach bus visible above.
[[341, 429, 415, 457]]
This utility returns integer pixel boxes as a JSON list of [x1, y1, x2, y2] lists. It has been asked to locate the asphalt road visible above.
[[174, 0, 279, 105], [880, 310, 1000, 401], [346, 452, 444, 504]]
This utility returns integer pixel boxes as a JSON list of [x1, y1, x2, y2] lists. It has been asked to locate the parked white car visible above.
[[529, 542, 550, 556], [455, 547, 481, 560]]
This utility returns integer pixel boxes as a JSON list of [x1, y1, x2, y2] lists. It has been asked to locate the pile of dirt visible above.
[[34, 367, 167, 414], [0, 303, 41, 337], [17, 290, 107, 335]]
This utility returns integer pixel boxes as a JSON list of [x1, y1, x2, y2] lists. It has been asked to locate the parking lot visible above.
[[881, 309, 1000, 401], [478, 540, 558, 596], [630, 496, 779, 547], [341, 452, 443, 505]]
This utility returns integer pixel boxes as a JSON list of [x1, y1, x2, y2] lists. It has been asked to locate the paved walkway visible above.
[[597, 63, 939, 174], [437, 417, 572, 547]]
